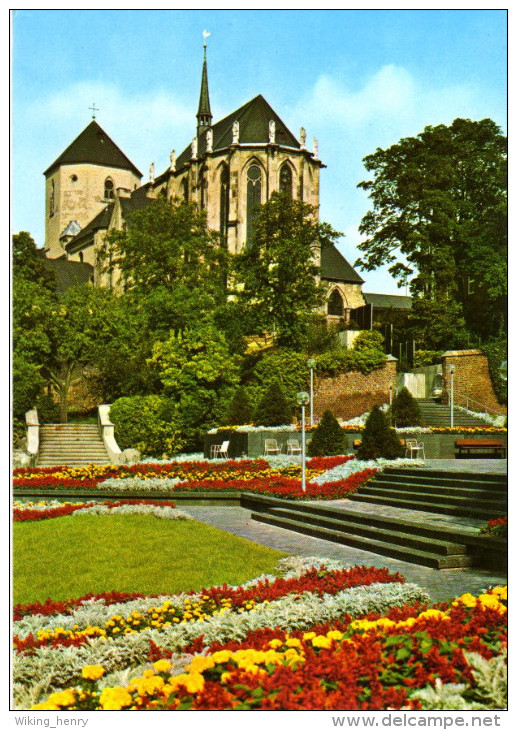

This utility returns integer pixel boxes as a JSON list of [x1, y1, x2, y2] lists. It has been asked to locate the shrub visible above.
[[249, 350, 309, 409], [12, 355, 43, 419], [35, 394, 60, 424], [254, 382, 292, 426], [390, 387, 422, 427], [357, 406, 404, 460], [413, 350, 443, 368], [223, 387, 253, 426], [317, 331, 387, 377], [109, 395, 184, 457], [482, 338, 507, 405], [307, 410, 347, 456]]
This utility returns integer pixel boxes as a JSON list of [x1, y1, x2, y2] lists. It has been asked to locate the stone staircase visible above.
[[243, 468, 507, 569], [38, 424, 110, 466], [416, 398, 487, 427], [348, 468, 506, 520]]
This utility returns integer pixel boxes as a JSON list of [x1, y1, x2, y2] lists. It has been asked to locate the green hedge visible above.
[[109, 395, 184, 457]]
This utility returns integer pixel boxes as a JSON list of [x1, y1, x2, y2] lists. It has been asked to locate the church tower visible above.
[[196, 41, 212, 136], [43, 119, 142, 259]]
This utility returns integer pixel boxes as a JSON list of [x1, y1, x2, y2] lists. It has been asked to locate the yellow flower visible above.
[[153, 659, 172, 673], [268, 638, 283, 649], [326, 630, 344, 641], [303, 631, 316, 641], [417, 609, 450, 621], [81, 664, 105, 681], [311, 635, 332, 649], [46, 689, 77, 707], [453, 593, 478, 608], [492, 586, 507, 600], [211, 650, 233, 664], [99, 686, 134, 711]]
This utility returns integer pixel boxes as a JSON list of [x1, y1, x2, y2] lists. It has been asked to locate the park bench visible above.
[[455, 439, 506, 458]]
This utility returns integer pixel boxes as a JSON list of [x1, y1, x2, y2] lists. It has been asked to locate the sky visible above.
[[11, 8, 507, 295]]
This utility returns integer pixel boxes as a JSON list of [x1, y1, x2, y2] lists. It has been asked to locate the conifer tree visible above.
[[307, 409, 346, 456], [390, 387, 422, 427], [254, 382, 292, 426], [224, 387, 253, 426], [357, 406, 404, 460]]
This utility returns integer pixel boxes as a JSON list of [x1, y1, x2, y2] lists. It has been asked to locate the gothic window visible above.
[[104, 178, 114, 200], [49, 180, 55, 217], [182, 177, 189, 204], [246, 164, 262, 246], [200, 165, 208, 210], [327, 289, 344, 317], [279, 163, 293, 198], [219, 164, 230, 244]]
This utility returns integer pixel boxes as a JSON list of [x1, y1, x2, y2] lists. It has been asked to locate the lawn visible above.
[[13, 513, 287, 604]]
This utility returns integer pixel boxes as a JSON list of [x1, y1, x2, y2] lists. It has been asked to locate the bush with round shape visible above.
[[109, 395, 184, 458], [307, 410, 347, 456], [390, 387, 422, 427], [357, 406, 404, 460]]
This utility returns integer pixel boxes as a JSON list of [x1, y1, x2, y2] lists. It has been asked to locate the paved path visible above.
[[181, 504, 506, 604], [419, 458, 507, 474]]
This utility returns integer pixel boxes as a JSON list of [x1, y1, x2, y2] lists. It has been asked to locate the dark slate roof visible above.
[[44, 120, 142, 178], [320, 243, 364, 284], [174, 94, 301, 171], [67, 204, 114, 249], [41, 258, 94, 292], [363, 292, 413, 310]]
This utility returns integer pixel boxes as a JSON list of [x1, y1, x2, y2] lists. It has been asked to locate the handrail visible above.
[[445, 389, 501, 417], [98, 404, 122, 464]]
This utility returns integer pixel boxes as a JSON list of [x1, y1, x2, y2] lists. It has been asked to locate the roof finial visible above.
[[197, 32, 213, 136], [89, 102, 99, 119]]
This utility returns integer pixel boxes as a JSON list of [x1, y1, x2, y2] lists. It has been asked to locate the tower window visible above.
[[220, 164, 230, 243], [279, 163, 293, 198], [49, 180, 55, 217], [104, 178, 114, 200], [246, 164, 262, 246], [327, 289, 344, 317], [182, 178, 189, 204], [70, 174, 78, 182]]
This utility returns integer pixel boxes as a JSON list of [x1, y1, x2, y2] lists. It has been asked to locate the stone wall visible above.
[[442, 350, 506, 416], [313, 360, 398, 421]]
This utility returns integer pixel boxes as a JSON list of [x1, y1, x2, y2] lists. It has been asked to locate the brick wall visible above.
[[442, 350, 506, 416], [314, 360, 398, 420]]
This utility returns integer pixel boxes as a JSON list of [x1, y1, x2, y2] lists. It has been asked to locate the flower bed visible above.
[[13, 499, 181, 522], [480, 516, 507, 539], [13, 456, 376, 500], [17, 558, 506, 711]]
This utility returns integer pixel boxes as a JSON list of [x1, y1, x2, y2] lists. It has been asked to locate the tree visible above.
[[356, 118, 507, 342], [223, 387, 254, 426], [390, 387, 422, 427], [12, 231, 56, 291], [233, 192, 341, 349], [307, 410, 346, 456], [357, 406, 404, 460], [254, 382, 292, 427]]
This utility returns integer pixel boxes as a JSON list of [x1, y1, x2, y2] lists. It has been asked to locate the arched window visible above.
[[327, 289, 344, 317], [104, 178, 114, 200], [279, 163, 293, 198], [182, 177, 189, 204], [246, 164, 262, 246], [49, 180, 55, 217], [200, 165, 208, 210], [219, 164, 230, 244]]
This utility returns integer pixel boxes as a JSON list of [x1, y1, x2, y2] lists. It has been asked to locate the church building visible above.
[[42, 43, 368, 320]]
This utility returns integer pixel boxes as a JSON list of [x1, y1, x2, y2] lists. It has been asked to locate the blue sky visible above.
[[11, 8, 507, 294]]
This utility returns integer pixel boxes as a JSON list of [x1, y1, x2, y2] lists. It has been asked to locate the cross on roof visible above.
[[89, 102, 99, 119]]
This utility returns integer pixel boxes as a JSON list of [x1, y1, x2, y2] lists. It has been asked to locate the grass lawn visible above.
[[13, 514, 288, 604]]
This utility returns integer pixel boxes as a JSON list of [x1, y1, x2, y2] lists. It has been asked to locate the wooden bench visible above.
[[455, 439, 506, 458]]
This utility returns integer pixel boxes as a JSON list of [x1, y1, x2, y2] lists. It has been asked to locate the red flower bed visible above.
[[13, 499, 177, 522], [480, 516, 507, 538], [13, 590, 149, 622]]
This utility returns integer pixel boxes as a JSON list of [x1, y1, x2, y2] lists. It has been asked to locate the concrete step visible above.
[[385, 468, 507, 484], [251, 511, 472, 569], [376, 471, 506, 490], [358, 485, 506, 511], [348, 492, 506, 520]]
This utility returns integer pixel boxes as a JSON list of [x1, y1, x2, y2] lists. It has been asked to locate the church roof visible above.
[[66, 204, 113, 250], [320, 243, 364, 284], [174, 94, 301, 171], [41, 258, 94, 292], [44, 120, 142, 178], [363, 292, 413, 310]]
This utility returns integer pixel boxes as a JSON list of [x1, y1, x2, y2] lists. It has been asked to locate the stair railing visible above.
[[445, 390, 501, 418], [98, 404, 122, 464], [25, 409, 39, 466]]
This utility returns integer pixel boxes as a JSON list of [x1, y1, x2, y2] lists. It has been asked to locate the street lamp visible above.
[[449, 365, 455, 428], [499, 360, 507, 383], [307, 358, 317, 426], [297, 391, 310, 492]]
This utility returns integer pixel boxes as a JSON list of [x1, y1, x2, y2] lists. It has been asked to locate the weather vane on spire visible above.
[[89, 102, 99, 119], [202, 29, 211, 47]]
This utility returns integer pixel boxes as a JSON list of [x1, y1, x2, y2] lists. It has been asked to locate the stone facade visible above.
[[313, 359, 398, 421], [45, 163, 140, 259], [442, 350, 506, 416]]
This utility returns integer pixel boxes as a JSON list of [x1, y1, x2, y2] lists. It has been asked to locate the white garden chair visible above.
[[286, 439, 302, 455], [264, 439, 281, 455], [211, 440, 230, 459], [405, 439, 425, 459]]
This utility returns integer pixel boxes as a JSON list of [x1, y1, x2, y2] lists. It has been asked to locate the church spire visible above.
[[197, 32, 212, 136]]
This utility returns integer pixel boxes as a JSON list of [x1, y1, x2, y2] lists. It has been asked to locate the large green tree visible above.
[[356, 118, 507, 343], [233, 192, 341, 349]]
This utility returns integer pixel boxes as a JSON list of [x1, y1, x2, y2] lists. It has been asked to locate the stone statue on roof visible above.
[[206, 128, 213, 153], [170, 150, 176, 172], [269, 120, 276, 144], [232, 121, 239, 144], [313, 138, 319, 158], [149, 162, 155, 183], [300, 127, 306, 147], [191, 137, 198, 159]]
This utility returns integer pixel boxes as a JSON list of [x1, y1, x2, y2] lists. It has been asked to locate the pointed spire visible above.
[[197, 35, 212, 136]]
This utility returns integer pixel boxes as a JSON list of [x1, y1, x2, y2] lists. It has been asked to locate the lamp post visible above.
[[449, 365, 455, 428], [388, 384, 394, 427], [297, 391, 310, 492], [499, 360, 507, 383], [307, 358, 317, 426]]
